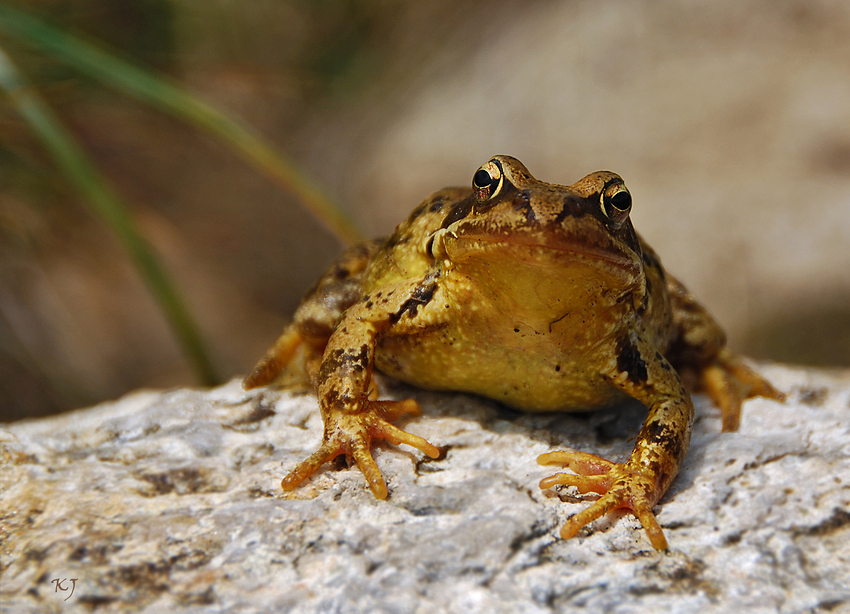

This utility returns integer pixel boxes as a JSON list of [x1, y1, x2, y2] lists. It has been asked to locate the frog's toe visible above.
[[557, 491, 667, 550], [538, 470, 611, 494], [538, 451, 668, 550], [538, 450, 617, 481], [281, 440, 342, 492], [372, 419, 441, 460], [370, 399, 439, 458], [373, 398, 422, 421], [349, 437, 389, 499]]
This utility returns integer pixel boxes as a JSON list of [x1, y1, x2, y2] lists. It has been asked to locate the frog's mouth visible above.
[[447, 232, 641, 274]]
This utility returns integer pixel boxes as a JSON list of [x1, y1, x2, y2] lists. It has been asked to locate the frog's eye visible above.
[[600, 180, 631, 227], [472, 160, 504, 202]]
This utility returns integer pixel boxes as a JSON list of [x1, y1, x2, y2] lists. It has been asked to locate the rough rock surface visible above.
[[1, 364, 849, 613]]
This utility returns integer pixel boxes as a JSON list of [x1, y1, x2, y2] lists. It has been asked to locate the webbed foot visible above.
[[282, 399, 440, 499], [538, 450, 669, 550], [701, 349, 785, 432]]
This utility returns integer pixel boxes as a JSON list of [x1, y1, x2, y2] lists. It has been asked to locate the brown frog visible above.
[[244, 155, 783, 550]]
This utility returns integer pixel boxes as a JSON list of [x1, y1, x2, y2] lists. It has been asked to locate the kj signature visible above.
[[51, 577, 78, 601]]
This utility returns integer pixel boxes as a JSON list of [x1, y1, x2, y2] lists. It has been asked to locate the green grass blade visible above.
[[0, 45, 220, 386], [0, 2, 363, 245]]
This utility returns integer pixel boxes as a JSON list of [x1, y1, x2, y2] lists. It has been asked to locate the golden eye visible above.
[[600, 180, 631, 226], [472, 160, 504, 202]]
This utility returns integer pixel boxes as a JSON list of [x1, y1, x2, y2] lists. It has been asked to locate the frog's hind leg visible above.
[[243, 326, 303, 389], [700, 349, 785, 432], [243, 241, 384, 391], [665, 273, 785, 432]]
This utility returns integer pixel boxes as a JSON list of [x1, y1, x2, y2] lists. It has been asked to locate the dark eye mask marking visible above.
[[512, 190, 537, 224], [441, 195, 476, 229]]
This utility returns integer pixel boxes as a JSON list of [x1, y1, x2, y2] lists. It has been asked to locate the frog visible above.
[[243, 155, 783, 550]]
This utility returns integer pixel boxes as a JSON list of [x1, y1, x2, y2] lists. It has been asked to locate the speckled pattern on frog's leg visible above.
[[280, 278, 443, 499], [538, 333, 693, 551]]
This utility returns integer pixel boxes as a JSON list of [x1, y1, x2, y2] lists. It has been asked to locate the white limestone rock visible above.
[[1, 364, 849, 613]]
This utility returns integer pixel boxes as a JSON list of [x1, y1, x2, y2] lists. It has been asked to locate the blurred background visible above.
[[1, 0, 849, 422]]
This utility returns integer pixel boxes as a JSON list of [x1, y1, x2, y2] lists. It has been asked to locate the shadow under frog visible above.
[[244, 155, 784, 550]]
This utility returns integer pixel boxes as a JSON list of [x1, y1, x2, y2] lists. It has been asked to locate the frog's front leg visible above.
[[539, 334, 692, 550], [281, 280, 441, 499]]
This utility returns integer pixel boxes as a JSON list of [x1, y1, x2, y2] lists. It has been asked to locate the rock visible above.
[[1, 364, 849, 613]]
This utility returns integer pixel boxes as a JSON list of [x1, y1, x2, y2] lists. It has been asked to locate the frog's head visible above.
[[429, 156, 644, 296]]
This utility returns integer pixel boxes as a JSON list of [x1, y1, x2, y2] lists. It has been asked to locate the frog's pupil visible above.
[[474, 169, 493, 189], [610, 191, 631, 211]]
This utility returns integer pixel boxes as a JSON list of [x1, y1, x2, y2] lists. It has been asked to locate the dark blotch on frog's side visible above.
[[392, 271, 440, 323], [642, 249, 666, 281], [617, 335, 649, 383]]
